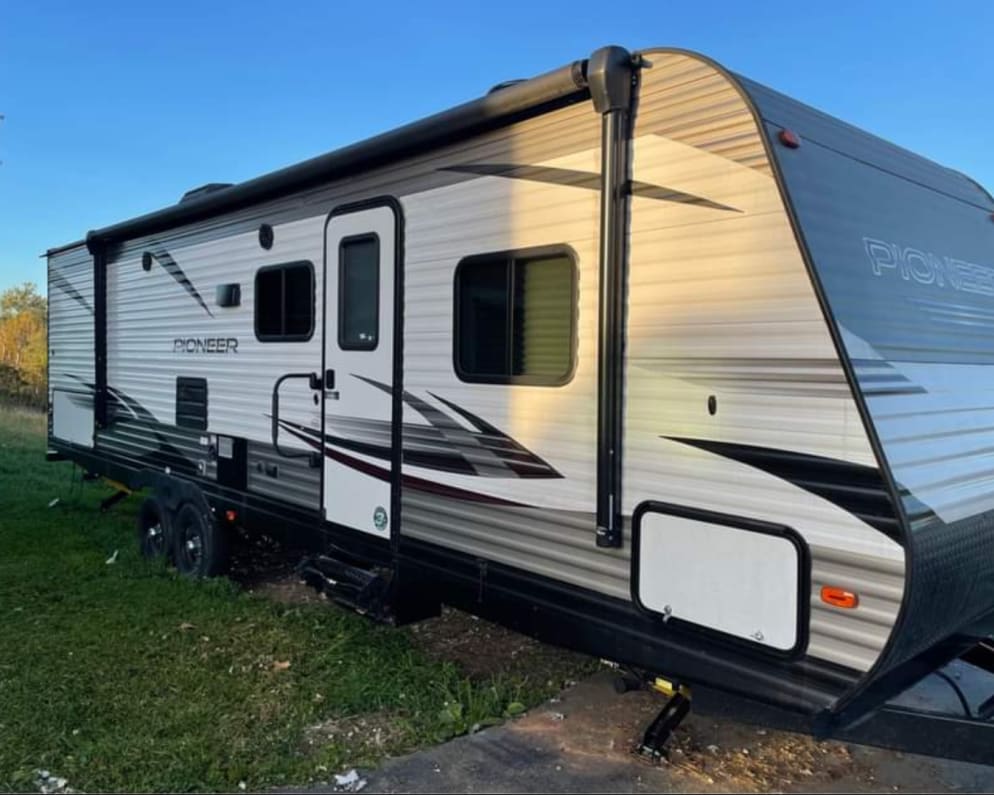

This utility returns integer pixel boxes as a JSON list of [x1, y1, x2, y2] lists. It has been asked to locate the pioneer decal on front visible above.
[[173, 337, 239, 354], [864, 237, 994, 298]]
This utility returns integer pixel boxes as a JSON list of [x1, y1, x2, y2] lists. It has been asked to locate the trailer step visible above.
[[297, 554, 390, 620]]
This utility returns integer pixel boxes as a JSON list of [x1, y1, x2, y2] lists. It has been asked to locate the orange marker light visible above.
[[821, 586, 859, 609], [225, 509, 238, 523]]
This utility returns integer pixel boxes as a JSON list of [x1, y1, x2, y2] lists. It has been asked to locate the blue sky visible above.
[[2, 1, 992, 292]]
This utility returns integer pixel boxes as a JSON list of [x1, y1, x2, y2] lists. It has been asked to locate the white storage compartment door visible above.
[[633, 505, 807, 653], [52, 390, 94, 448]]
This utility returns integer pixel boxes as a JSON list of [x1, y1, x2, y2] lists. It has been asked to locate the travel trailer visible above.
[[46, 46, 994, 762]]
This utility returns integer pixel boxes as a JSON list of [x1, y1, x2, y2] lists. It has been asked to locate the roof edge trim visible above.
[[85, 58, 589, 253]]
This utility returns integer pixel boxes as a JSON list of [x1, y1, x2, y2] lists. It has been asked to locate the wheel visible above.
[[172, 501, 229, 578], [136, 496, 172, 561]]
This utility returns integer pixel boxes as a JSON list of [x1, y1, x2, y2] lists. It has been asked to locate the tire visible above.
[[136, 496, 172, 561], [172, 501, 229, 578]]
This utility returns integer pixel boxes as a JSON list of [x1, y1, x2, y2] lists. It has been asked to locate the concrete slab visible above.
[[300, 671, 994, 794]]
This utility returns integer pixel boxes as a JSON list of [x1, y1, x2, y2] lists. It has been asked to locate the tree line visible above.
[[0, 282, 47, 408]]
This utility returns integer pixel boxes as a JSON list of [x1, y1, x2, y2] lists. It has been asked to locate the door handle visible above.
[[325, 369, 336, 389], [271, 372, 320, 463]]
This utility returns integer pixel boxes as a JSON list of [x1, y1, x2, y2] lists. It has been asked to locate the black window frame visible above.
[[253, 260, 315, 343], [453, 244, 578, 387], [338, 233, 381, 351]]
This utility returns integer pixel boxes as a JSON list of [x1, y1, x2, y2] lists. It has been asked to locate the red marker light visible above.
[[779, 129, 801, 149]]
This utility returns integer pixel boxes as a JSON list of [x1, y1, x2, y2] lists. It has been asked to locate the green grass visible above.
[[0, 408, 572, 792]]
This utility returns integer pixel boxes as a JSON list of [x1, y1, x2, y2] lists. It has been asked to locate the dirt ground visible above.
[[338, 670, 994, 794], [230, 537, 593, 688], [233, 541, 994, 793]]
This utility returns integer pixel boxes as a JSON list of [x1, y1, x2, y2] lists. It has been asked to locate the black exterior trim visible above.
[[45, 240, 87, 257], [452, 244, 579, 387], [337, 233, 381, 351], [92, 246, 108, 429], [630, 500, 811, 660], [84, 60, 591, 253], [590, 45, 635, 549]]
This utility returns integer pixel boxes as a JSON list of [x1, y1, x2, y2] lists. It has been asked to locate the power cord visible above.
[[934, 670, 972, 718]]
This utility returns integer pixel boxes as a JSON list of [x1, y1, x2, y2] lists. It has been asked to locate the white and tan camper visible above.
[[47, 46, 994, 761]]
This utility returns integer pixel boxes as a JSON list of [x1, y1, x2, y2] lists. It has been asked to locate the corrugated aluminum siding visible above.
[[398, 96, 618, 591], [745, 69, 994, 672], [624, 51, 906, 672], [48, 244, 94, 397], [95, 89, 606, 514], [101, 215, 325, 505]]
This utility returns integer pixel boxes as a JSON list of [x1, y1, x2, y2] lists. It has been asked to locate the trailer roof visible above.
[[44, 239, 87, 257]]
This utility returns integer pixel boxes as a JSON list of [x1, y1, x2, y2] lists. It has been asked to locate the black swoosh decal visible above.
[[277, 418, 477, 475], [440, 163, 741, 213], [351, 375, 561, 478], [146, 245, 214, 317], [664, 437, 902, 544], [51, 269, 93, 315], [279, 422, 523, 506], [277, 378, 562, 480], [427, 392, 562, 478]]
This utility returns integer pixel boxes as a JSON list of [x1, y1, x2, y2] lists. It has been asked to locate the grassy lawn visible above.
[[0, 407, 578, 792]]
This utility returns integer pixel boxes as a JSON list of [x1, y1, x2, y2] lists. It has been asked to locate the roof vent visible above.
[[487, 79, 526, 94], [179, 182, 234, 204]]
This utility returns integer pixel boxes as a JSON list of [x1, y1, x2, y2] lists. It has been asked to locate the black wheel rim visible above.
[[145, 518, 166, 557], [178, 515, 205, 572]]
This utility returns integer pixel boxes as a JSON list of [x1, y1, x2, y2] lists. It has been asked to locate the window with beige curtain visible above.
[[455, 247, 576, 385]]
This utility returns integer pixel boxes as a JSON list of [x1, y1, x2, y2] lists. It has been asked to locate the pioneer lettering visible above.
[[173, 337, 239, 354]]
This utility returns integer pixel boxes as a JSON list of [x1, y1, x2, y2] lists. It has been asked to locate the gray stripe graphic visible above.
[[51, 269, 93, 315], [441, 163, 741, 212], [146, 245, 214, 317]]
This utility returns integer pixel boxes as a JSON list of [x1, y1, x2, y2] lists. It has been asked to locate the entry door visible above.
[[322, 203, 397, 537]]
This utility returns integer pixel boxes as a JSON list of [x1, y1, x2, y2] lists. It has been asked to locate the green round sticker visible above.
[[373, 506, 388, 531]]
